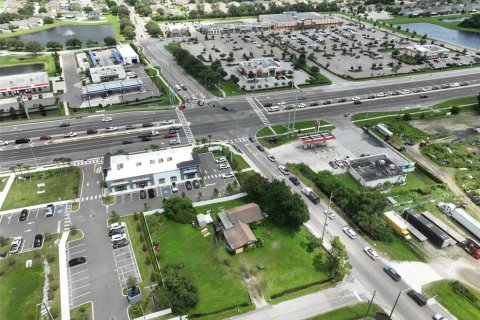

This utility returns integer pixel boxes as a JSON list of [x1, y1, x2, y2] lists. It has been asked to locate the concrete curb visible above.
[[59, 230, 71, 320], [0, 174, 14, 209]]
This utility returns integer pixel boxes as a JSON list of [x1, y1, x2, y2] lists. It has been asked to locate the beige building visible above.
[[259, 11, 343, 31], [404, 45, 449, 60], [239, 58, 283, 79]]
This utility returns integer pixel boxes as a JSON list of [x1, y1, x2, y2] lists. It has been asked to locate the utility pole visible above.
[[389, 290, 402, 319], [364, 290, 376, 319], [42, 302, 54, 320], [321, 193, 333, 241]]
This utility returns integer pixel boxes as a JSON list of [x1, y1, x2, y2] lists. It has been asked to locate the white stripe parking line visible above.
[[70, 276, 90, 284], [71, 283, 91, 291], [68, 249, 87, 255], [71, 291, 92, 300], [69, 269, 89, 277], [115, 256, 134, 264]]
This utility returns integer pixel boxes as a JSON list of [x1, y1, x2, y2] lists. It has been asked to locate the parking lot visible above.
[[111, 227, 141, 288], [0, 204, 68, 254], [67, 238, 92, 307]]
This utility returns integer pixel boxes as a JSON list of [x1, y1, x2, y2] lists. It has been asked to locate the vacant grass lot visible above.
[[149, 196, 331, 316], [0, 54, 55, 76], [424, 280, 480, 320], [456, 170, 480, 195], [421, 141, 480, 169], [2, 167, 81, 210], [309, 303, 384, 320], [0, 234, 61, 319]]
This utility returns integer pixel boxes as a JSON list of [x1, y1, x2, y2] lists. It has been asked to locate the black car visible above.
[[289, 176, 300, 186], [193, 180, 200, 188], [86, 129, 98, 134], [141, 136, 152, 142], [148, 188, 156, 198], [353, 100, 362, 105], [344, 112, 350, 117], [309, 102, 319, 106], [407, 289, 427, 306], [109, 228, 125, 237], [298, 96, 307, 100], [138, 132, 152, 138], [256, 145, 265, 152], [383, 266, 401, 281], [420, 95, 428, 98], [113, 238, 129, 249], [338, 98, 347, 103], [125, 125, 136, 130], [68, 257, 86, 267], [19, 209, 29, 221], [59, 122, 70, 127], [264, 103, 272, 108], [222, 106, 230, 111], [33, 234, 43, 248], [140, 190, 146, 199], [367, 95, 375, 99], [142, 122, 154, 127], [15, 138, 31, 144], [249, 137, 256, 143]]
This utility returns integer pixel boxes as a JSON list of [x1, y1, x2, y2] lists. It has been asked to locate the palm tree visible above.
[[207, 134, 212, 146], [9, 166, 16, 180], [23, 164, 32, 180], [201, 137, 208, 145], [15, 163, 24, 176]]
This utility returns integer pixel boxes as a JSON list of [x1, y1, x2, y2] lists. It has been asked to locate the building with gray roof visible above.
[[348, 154, 407, 187], [259, 11, 343, 30]]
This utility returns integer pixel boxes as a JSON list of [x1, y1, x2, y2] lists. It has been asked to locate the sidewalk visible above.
[[59, 230, 71, 320], [0, 174, 14, 209]]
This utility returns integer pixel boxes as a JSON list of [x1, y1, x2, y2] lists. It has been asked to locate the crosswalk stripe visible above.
[[246, 97, 270, 126], [176, 109, 196, 144]]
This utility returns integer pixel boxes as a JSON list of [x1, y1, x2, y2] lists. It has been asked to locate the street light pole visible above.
[[321, 193, 333, 241], [364, 290, 376, 319], [389, 290, 402, 319]]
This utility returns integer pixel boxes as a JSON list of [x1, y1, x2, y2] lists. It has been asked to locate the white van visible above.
[[267, 106, 280, 112]]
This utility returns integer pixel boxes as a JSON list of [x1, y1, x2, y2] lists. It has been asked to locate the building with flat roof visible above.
[[199, 22, 270, 35], [0, 72, 50, 97], [348, 154, 407, 187], [90, 65, 127, 83], [259, 11, 343, 30], [102, 146, 201, 194], [116, 43, 139, 64], [239, 58, 283, 78], [81, 78, 145, 99], [404, 44, 449, 59]]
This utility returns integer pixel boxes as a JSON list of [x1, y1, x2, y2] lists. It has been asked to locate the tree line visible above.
[[0, 37, 117, 52], [107, 1, 136, 39], [460, 14, 480, 29], [295, 163, 395, 241]]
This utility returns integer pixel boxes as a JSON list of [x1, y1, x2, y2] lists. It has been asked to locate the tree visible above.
[[402, 113, 412, 121], [163, 196, 195, 223], [39, 6, 47, 13], [145, 20, 161, 37], [9, 106, 17, 120], [122, 25, 136, 39], [477, 92, 480, 112], [103, 36, 116, 46], [46, 41, 62, 51], [154, 264, 198, 313], [326, 236, 351, 279], [25, 41, 43, 55], [450, 106, 460, 115], [65, 38, 82, 48], [43, 16, 54, 24], [207, 134, 212, 146]]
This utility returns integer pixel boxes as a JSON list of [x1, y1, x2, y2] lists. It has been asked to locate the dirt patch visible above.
[[271, 240, 281, 250], [411, 111, 480, 135]]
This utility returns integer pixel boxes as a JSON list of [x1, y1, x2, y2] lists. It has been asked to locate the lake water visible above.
[[442, 17, 467, 22], [398, 23, 480, 49], [0, 63, 44, 76], [18, 25, 115, 46]]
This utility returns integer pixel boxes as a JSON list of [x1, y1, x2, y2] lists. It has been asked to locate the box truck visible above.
[[384, 211, 411, 239], [301, 187, 320, 204]]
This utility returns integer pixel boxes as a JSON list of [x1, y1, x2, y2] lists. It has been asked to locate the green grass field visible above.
[[0, 234, 61, 320], [424, 280, 480, 320], [308, 303, 384, 320], [1, 167, 81, 210], [221, 149, 250, 171], [257, 127, 275, 137], [218, 79, 244, 96], [194, 196, 252, 216], [0, 54, 56, 76]]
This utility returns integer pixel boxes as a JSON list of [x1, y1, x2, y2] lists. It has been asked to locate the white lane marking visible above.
[[24, 229, 32, 233], [69, 249, 87, 255], [71, 291, 91, 300], [71, 283, 91, 291], [70, 276, 90, 284], [57, 221, 61, 233]]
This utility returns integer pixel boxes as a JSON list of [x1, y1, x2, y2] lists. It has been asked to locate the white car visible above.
[[277, 101, 286, 105], [191, 94, 197, 100], [215, 157, 227, 164], [10, 237, 22, 254], [401, 89, 411, 94], [267, 155, 276, 162], [343, 226, 357, 239], [297, 103, 306, 108], [218, 163, 230, 169], [102, 117, 113, 122], [0, 140, 9, 146], [105, 126, 117, 132], [376, 92, 386, 97], [109, 222, 126, 231], [63, 132, 77, 138], [423, 87, 432, 91], [363, 246, 380, 260], [325, 210, 336, 219], [162, 120, 174, 125], [222, 172, 235, 179], [151, 130, 160, 136], [450, 82, 460, 87], [278, 165, 289, 175], [111, 234, 127, 242], [351, 96, 361, 101]]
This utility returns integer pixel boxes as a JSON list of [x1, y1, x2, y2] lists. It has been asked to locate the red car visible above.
[[178, 104, 186, 110], [122, 139, 134, 144], [164, 133, 175, 138], [39, 135, 51, 141]]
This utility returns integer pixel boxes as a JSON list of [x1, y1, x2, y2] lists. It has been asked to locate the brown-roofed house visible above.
[[224, 221, 257, 254], [226, 203, 264, 225]]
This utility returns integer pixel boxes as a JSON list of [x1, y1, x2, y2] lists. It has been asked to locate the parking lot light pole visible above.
[[321, 193, 333, 242]]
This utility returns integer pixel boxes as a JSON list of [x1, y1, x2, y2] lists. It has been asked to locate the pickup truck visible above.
[[302, 187, 320, 204]]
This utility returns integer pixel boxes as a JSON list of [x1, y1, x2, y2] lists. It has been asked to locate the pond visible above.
[[18, 24, 115, 46], [0, 63, 44, 76], [398, 23, 480, 49], [442, 17, 467, 22]]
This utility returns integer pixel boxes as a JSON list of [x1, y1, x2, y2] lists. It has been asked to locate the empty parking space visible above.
[[112, 228, 141, 288], [67, 239, 92, 307]]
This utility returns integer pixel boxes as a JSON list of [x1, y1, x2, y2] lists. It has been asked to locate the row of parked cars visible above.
[[108, 222, 130, 249]]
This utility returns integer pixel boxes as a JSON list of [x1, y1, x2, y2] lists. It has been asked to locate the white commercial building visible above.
[[0, 72, 51, 97], [90, 65, 127, 83], [348, 154, 407, 187], [404, 44, 449, 60], [103, 146, 201, 194], [116, 43, 139, 64]]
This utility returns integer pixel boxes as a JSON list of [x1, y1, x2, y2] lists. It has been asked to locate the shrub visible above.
[[450, 106, 460, 114], [142, 244, 147, 252], [402, 113, 412, 121], [136, 222, 142, 232], [46, 253, 56, 263]]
